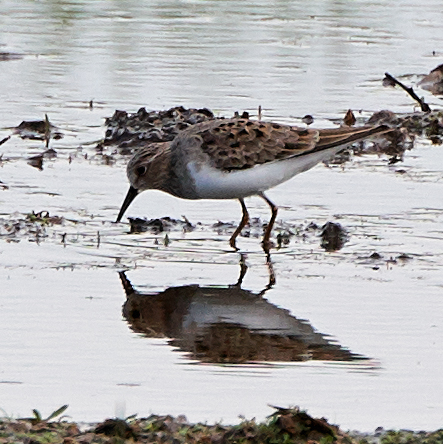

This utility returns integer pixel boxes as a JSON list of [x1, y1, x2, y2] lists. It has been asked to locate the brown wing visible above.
[[314, 125, 389, 151], [187, 118, 387, 171]]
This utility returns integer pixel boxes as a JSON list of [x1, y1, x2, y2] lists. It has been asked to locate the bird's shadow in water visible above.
[[118, 256, 368, 365]]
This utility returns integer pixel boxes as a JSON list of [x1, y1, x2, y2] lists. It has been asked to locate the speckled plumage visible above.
[[116, 118, 388, 252]]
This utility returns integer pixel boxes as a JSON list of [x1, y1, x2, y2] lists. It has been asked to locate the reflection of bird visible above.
[[119, 271, 365, 364], [116, 118, 388, 252]]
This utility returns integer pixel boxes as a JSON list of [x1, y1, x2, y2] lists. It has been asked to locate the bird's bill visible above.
[[116, 186, 139, 222]]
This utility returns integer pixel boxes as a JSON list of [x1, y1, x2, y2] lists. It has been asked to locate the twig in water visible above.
[[384, 72, 431, 112]]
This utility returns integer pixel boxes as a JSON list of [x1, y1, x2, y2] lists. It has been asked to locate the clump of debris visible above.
[[99, 106, 215, 151]]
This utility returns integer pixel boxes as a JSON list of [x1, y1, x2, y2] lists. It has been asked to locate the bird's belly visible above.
[[188, 147, 341, 200]]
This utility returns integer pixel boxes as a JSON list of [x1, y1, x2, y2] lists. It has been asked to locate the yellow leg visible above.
[[229, 198, 249, 250], [259, 192, 278, 255]]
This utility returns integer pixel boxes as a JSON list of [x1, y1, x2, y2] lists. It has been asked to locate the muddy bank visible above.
[[1, 406, 442, 444]]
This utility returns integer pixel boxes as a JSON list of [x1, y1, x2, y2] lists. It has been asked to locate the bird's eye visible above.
[[136, 165, 147, 176]]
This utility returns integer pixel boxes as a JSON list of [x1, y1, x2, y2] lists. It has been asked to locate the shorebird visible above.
[[116, 118, 388, 253]]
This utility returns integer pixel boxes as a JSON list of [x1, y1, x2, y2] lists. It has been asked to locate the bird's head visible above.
[[116, 142, 170, 223]]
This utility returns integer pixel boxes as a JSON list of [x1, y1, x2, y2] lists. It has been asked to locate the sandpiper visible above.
[[116, 118, 388, 252]]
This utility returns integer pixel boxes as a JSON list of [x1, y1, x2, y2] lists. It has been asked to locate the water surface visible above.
[[1, 0, 443, 431]]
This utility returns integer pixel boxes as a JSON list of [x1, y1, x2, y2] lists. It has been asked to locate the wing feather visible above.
[[180, 118, 387, 171]]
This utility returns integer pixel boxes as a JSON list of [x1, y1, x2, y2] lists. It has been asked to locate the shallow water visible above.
[[1, 0, 443, 432]]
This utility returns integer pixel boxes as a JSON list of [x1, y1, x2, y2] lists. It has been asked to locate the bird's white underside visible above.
[[189, 145, 345, 200]]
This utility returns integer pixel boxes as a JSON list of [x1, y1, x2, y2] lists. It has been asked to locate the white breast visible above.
[[188, 146, 343, 200]]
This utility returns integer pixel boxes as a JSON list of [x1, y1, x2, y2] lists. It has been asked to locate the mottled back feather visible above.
[[178, 118, 387, 171]]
